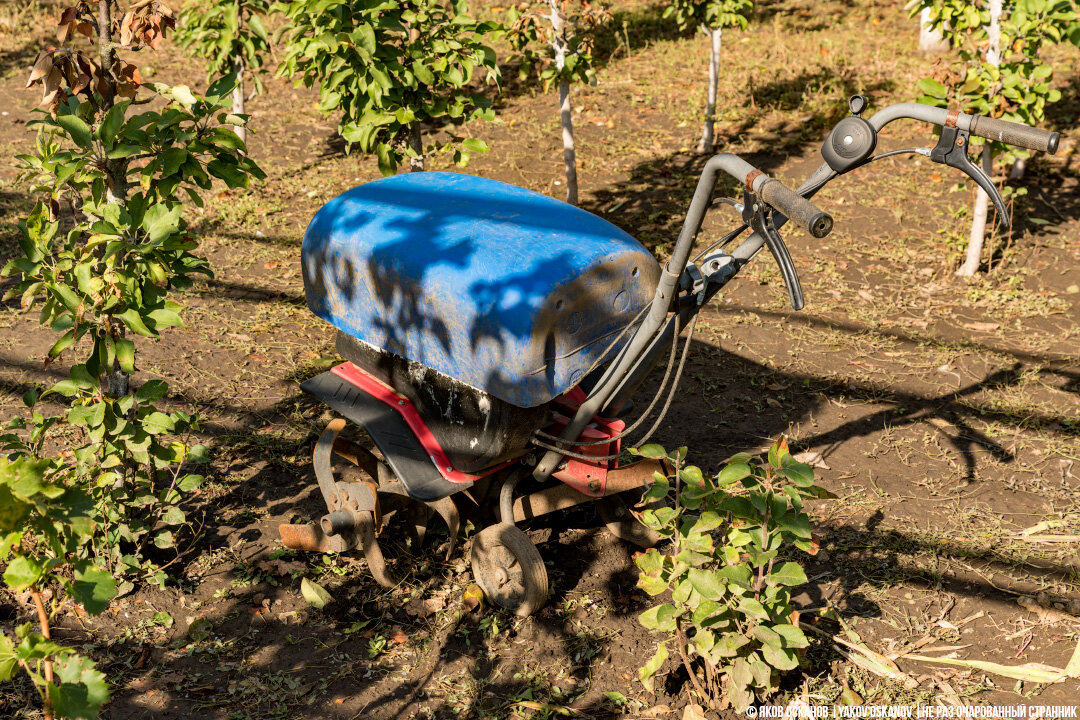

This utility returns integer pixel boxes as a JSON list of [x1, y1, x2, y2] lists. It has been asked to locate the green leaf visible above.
[[142, 202, 182, 244], [917, 77, 948, 99], [634, 547, 664, 575], [717, 461, 751, 486], [117, 308, 155, 337], [738, 596, 770, 621], [115, 338, 135, 373], [58, 114, 93, 149], [779, 456, 815, 487], [168, 84, 199, 107], [136, 379, 169, 403], [301, 577, 332, 609], [637, 642, 668, 691], [461, 137, 489, 153], [713, 633, 750, 658], [638, 603, 678, 631], [760, 640, 799, 671], [773, 623, 809, 649], [50, 282, 82, 314], [0, 485, 32, 533], [766, 561, 807, 587], [0, 634, 17, 681], [72, 566, 117, 615], [412, 60, 435, 85], [207, 159, 250, 188], [688, 568, 726, 600], [634, 444, 667, 459], [98, 102, 128, 147], [177, 474, 204, 492], [3, 556, 44, 591], [162, 506, 185, 525], [50, 653, 110, 719]]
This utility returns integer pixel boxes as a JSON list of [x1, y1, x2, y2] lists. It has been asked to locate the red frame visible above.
[[330, 362, 624, 494], [330, 362, 501, 484]]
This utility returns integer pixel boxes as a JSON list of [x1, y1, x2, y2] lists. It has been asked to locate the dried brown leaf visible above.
[[27, 52, 53, 87]]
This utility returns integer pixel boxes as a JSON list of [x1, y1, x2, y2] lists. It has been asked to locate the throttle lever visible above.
[[742, 189, 806, 311], [930, 125, 1009, 230]]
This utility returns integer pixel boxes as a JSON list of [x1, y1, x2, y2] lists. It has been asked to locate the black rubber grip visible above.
[[971, 116, 1059, 154], [758, 179, 833, 238]]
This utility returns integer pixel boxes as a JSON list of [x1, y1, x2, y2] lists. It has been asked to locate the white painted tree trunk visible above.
[[233, 54, 246, 144], [409, 123, 424, 171], [557, 80, 578, 204], [549, 0, 577, 204], [957, 0, 1002, 277], [698, 25, 722, 154], [919, 7, 949, 53], [1010, 156, 1026, 180], [960, 147, 993, 276]]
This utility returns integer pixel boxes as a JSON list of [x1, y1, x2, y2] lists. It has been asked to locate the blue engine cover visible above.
[[301, 172, 660, 408]]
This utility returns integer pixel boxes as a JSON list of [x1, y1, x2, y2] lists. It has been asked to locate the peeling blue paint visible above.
[[302, 172, 660, 408]]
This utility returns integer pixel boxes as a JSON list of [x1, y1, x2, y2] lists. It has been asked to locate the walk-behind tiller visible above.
[[280, 97, 1059, 616]]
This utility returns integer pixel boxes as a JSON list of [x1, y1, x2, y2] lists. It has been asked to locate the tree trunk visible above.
[[233, 54, 246, 144], [958, 0, 1002, 278], [1009, 156, 1026, 180], [549, 0, 577, 204], [918, 7, 949, 53], [698, 26, 722, 154], [97, 0, 114, 107], [98, 0, 130, 392], [958, 146, 994, 277], [408, 123, 424, 171], [557, 80, 578, 204]]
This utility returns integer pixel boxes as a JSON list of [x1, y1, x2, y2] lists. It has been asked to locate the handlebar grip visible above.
[[758, 178, 833, 238], [970, 116, 1059, 154]]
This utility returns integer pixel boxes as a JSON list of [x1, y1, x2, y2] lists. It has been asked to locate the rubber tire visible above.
[[597, 495, 662, 548], [470, 523, 549, 617]]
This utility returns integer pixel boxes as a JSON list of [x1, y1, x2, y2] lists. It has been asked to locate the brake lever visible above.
[[742, 189, 806, 311], [930, 124, 1010, 230]]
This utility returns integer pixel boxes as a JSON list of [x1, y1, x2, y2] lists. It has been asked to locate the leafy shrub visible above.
[[0, 457, 113, 719], [633, 440, 831, 711], [274, 0, 500, 174]]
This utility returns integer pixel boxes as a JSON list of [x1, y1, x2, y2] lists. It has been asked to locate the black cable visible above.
[[692, 223, 749, 263], [620, 312, 699, 448], [534, 310, 683, 447], [529, 308, 701, 461]]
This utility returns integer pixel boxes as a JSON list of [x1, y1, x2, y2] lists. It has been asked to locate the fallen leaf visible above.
[[300, 577, 332, 609], [390, 628, 409, 644], [405, 594, 447, 618], [1017, 595, 1075, 624], [793, 450, 830, 470], [962, 321, 1000, 332], [682, 704, 706, 720], [463, 583, 484, 612]]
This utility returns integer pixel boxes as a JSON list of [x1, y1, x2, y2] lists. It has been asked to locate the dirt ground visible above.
[[2, 0, 1080, 718]]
